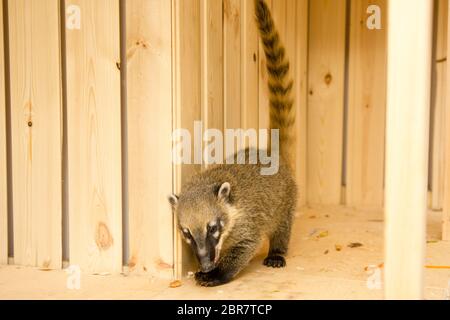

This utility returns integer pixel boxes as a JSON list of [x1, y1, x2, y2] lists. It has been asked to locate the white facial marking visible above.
[[186, 238, 191, 244], [198, 248, 207, 256], [208, 221, 217, 227], [183, 228, 189, 234], [220, 220, 225, 227], [213, 231, 220, 239]]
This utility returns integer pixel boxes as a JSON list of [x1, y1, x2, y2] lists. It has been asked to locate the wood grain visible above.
[[431, 0, 448, 210], [443, 0, 450, 241], [346, 0, 387, 209], [241, 0, 259, 143], [224, 0, 242, 158], [65, 0, 122, 274], [307, 0, 346, 206], [294, 0, 308, 208], [126, 0, 173, 277], [384, 0, 432, 299], [0, 1, 7, 265], [172, 0, 202, 278], [8, 0, 62, 268], [258, 0, 271, 141], [201, 0, 223, 135]]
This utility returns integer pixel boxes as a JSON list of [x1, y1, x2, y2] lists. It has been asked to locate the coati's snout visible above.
[[189, 220, 222, 272], [178, 220, 224, 273], [167, 182, 230, 273]]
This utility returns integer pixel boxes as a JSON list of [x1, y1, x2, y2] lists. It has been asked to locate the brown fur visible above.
[[169, 0, 297, 287]]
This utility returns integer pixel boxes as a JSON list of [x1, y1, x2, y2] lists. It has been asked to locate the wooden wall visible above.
[[0, 0, 449, 276], [0, 0, 7, 265]]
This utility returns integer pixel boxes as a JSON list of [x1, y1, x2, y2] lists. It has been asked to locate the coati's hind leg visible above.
[[195, 239, 259, 287], [264, 213, 293, 268]]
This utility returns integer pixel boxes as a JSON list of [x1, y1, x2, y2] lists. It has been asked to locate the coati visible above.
[[168, 0, 297, 287]]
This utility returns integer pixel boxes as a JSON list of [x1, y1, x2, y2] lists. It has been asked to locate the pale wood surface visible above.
[[443, 0, 450, 241], [66, 0, 122, 274], [384, 0, 433, 299], [224, 0, 242, 158], [431, 0, 448, 211], [201, 0, 223, 137], [0, 2, 7, 265], [346, 0, 387, 209], [172, 0, 202, 278], [292, 0, 308, 208], [126, 0, 173, 277], [241, 0, 259, 142], [307, 0, 346, 206], [8, 0, 62, 268], [258, 0, 272, 140]]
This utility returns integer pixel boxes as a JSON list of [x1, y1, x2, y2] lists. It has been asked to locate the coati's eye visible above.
[[181, 228, 191, 239]]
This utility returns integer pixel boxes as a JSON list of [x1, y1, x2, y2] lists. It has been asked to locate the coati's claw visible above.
[[263, 255, 286, 268], [195, 270, 229, 287]]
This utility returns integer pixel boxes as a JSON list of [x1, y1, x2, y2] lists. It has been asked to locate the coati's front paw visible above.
[[195, 269, 230, 287], [263, 255, 286, 268]]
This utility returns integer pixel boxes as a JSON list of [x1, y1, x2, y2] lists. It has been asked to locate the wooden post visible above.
[[126, 0, 174, 277], [307, 0, 346, 206], [294, 0, 308, 208], [443, 0, 450, 241], [241, 0, 259, 136], [430, 0, 448, 211], [172, 0, 202, 278], [8, 0, 62, 269], [384, 0, 433, 300], [66, 0, 122, 274], [346, 0, 387, 210], [0, 1, 7, 265]]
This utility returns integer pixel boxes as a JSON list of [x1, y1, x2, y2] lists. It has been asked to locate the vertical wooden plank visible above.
[[66, 0, 122, 274], [384, 0, 432, 299], [224, 0, 242, 157], [201, 0, 223, 137], [241, 0, 259, 137], [307, 0, 346, 206], [126, 0, 173, 277], [346, 0, 387, 209], [271, 0, 288, 151], [431, 0, 448, 210], [258, 0, 271, 137], [172, 0, 202, 278], [8, 0, 62, 268], [443, 0, 450, 241], [294, 0, 308, 208], [0, 1, 7, 265]]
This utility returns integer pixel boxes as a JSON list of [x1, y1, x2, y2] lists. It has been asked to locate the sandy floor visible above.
[[1, 206, 449, 300]]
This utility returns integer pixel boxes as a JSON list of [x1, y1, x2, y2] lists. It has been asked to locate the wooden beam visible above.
[[258, 0, 272, 139], [201, 0, 223, 139], [0, 1, 7, 265], [8, 0, 62, 269], [346, 0, 387, 209], [66, 0, 122, 274], [224, 0, 242, 157], [443, 0, 450, 241], [431, 0, 448, 211], [293, 0, 308, 208], [126, 0, 173, 277], [307, 0, 347, 206], [172, 0, 202, 278], [384, 0, 433, 300], [241, 0, 259, 139]]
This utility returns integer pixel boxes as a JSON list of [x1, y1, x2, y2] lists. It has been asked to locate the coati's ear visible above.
[[217, 182, 231, 201], [168, 194, 179, 209]]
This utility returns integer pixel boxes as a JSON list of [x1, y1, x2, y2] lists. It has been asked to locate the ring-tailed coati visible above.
[[168, 0, 297, 287]]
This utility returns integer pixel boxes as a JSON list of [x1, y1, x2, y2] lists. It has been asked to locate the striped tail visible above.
[[254, 0, 295, 167]]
